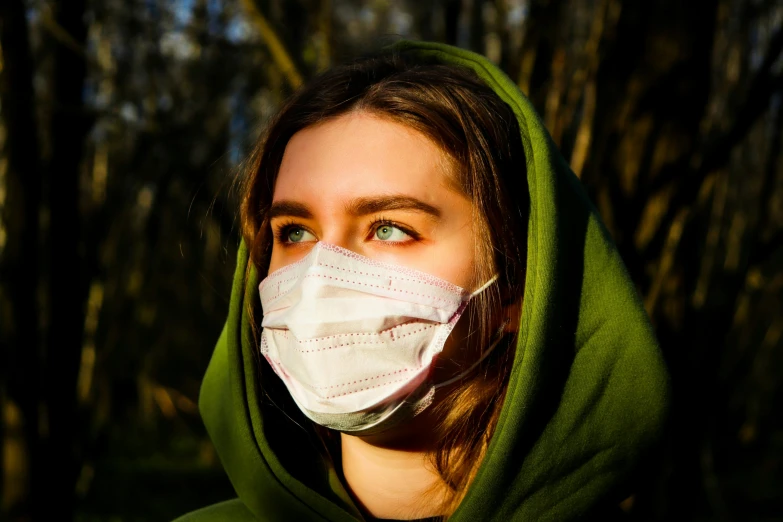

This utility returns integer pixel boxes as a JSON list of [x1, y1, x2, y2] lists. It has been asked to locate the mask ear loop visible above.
[[470, 273, 499, 298], [434, 318, 511, 390], [434, 273, 504, 390]]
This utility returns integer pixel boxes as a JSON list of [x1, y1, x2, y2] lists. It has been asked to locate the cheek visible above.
[[265, 238, 282, 275], [267, 253, 280, 276], [422, 222, 481, 290], [436, 249, 477, 290], [267, 242, 286, 275], [266, 242, 312, 276]]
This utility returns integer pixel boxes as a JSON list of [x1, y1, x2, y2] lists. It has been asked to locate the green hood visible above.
[[175, 41, 669, 522]]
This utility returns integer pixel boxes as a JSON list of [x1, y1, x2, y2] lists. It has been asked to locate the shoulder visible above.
[[172, 498, 256, 522]]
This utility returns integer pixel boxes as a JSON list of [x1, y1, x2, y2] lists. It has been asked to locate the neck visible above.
[[340, 431, 451, 520]]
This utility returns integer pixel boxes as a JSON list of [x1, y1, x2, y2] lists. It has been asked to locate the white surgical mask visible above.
[[258, 242, 501, 434]]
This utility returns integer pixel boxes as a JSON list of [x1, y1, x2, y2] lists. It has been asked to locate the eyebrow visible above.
[[346, 195, 441, 218], [267, 201, 313, 220], [267, 195, 442, 220]]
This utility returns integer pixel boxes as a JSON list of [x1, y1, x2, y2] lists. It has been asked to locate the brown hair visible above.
[[239, 50, 529, 517]]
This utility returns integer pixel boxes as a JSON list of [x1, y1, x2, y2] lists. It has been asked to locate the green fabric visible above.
[[175, 499, 256, 521], [174, 41, 669, 522]]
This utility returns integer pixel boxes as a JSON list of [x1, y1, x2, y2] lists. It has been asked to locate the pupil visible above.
[[289, 229, 302, 242]]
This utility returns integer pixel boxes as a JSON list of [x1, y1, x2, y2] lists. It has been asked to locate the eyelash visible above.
[[272, 217, 420, 244], [273, 220, 303, 244], [370, 216, 420, 242]]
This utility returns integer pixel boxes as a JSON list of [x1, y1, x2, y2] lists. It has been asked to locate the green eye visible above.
[[288, 229, 304, 242], [374, 224, 408, 241], [376, 225, 393, 240], [285, 227, 315, 243]]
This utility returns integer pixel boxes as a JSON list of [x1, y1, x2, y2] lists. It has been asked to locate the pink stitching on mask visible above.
[[297, 331, 381, 342], [317, 243, 466, 294], [310, 366, 420, 390], [285, 324, 436, 351], [287, 322, 437, 343], [390, 324, 436, 340], [323, 373, 422, 399], [294, 339, 385, 354], [259, 242, 468, 296], [265, 270, 465, 303], [300, 273, 462, 305], [319, 263, 435, 286]]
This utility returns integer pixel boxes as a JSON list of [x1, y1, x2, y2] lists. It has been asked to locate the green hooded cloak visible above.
[[174, 41, 670, 522]]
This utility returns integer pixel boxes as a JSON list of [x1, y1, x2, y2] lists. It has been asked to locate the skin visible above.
[[267, 111, 515, 519]]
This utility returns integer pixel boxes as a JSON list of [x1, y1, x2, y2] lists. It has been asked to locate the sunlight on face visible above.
[[267, 111, 480, 292]]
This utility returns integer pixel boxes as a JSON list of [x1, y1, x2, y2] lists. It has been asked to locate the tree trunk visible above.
[[515, 0, 564, 107], [0, 0, 43, 517], [38, 1, 91, 520], [443, 0, 461, 46]]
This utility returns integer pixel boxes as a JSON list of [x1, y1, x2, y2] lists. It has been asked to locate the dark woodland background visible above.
[[0, 0, 782, 520]]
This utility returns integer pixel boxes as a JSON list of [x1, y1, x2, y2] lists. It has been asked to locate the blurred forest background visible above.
[[0, 0, 782, 520]]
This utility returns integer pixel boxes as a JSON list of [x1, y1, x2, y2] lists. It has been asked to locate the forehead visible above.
[[273, 112, 455, 204]]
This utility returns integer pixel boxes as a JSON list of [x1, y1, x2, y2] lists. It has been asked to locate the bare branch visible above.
[[645, 206, 690, 315], [40, 7, 87, 58], [239, 0, 304, 90]]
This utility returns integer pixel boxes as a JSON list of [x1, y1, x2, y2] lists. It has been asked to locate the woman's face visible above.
[[267, 111, 480, 291], [266, 111, 485, 382]]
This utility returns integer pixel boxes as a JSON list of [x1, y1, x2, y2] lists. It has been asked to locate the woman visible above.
[[176, 41, 669, 521]]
